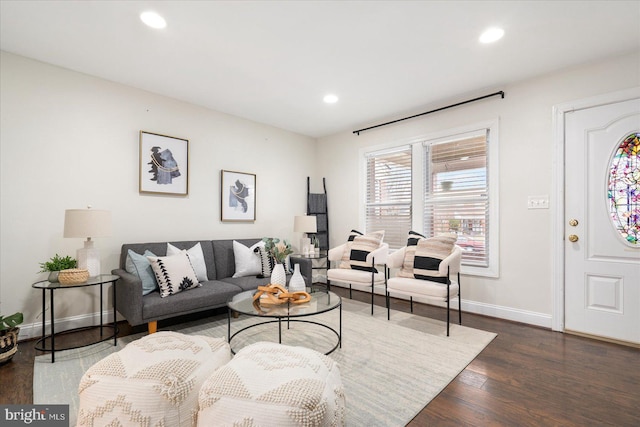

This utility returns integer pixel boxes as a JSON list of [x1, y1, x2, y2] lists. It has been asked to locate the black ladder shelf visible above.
[[307, 177, 329, 250]]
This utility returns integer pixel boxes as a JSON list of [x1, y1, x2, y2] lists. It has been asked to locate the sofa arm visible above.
[[112, 268, 144, 327]]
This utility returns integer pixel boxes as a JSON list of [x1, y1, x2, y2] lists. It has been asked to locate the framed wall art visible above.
[[221, 170, 256, 222], [139, 131, 189, 196]]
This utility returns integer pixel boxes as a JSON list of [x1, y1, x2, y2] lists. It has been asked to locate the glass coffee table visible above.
[[227, 290, 342, 355]]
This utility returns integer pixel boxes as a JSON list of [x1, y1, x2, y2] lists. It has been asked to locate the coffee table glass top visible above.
[[228, 290, 341, 318]]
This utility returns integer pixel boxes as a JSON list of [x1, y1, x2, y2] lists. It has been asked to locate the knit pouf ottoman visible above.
[[198, 341, 345, 427], [77, 331, 231, 427]]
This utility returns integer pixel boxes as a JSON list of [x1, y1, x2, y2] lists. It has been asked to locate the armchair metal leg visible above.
[[386, 292, 390, 320], [370, 265, 375, 315], [445, 266, 451, 336], [458, 272, 462, 325], [446, 294, 450, 336], [410, 297, 413, 313]]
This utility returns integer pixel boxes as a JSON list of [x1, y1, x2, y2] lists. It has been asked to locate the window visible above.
[[361, 121, 498, 277], [608, 132, 639, 245], [423, 131, 490, 267], [365, 147, 412, 248]]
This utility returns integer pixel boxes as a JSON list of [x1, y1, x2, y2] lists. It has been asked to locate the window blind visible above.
[[423, 132, 489, 267], [365, 147, 412, 249]]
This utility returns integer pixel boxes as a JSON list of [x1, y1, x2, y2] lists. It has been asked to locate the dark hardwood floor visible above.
[[2, 287, 638, 426]]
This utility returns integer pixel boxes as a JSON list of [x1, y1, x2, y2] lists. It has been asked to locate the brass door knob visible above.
[[568, 234, 579, 243], [569, 219, 579, 227]]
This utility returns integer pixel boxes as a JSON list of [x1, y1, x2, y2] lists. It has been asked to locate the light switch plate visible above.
[[528, 195, 549, 209]]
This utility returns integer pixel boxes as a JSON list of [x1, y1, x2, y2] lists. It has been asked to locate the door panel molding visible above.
[[551, 87, 640, 332]]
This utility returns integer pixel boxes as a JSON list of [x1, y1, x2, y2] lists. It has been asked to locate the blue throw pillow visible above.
[[126, 249, 158, 295]]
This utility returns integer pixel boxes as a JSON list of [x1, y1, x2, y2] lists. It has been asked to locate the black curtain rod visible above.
[[353, 90, 505, 135]]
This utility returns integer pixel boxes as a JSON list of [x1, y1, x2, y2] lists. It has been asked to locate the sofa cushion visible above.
[[220, 275, 272, 292], [167, 242, 208, 282], [148, 251, 201, 297], [142, 280, 241, 320], [125, 249, 158, 295]]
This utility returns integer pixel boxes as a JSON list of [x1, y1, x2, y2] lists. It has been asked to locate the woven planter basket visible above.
[[0, 327, 19, 364], [58, 268, 90, 285]]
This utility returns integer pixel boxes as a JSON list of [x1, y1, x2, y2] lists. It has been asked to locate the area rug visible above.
[[34, 298, 496, 426]]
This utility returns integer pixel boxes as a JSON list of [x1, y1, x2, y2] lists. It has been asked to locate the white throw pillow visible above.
[[232, 240, 264, 278], [147, 251, 201, 298], [167, 242, 208, 282]]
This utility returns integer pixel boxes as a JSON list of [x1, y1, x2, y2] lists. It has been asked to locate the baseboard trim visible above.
[[333, 282, 553, 329], [461, 300, 552, 329], [18, 310, 116, 342], [19, 288, 553, 341]]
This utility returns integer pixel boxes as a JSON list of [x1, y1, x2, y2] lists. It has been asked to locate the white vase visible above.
[[270, 262, 286, 286], [288, 263, 306, 293]]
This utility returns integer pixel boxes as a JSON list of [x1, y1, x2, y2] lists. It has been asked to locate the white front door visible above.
[[564, 97, 640, 345]]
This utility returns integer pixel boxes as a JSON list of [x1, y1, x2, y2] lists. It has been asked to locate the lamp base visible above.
[[300, 237, 311, 255], [77, 239, 100, 277]]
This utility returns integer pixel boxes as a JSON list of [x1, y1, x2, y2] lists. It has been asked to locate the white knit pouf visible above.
[[198, 341, 346, 427], [77, 331, 231, 427]]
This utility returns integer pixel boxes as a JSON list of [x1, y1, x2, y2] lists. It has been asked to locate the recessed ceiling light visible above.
[[323, 94, 339, 104], [140, 11, 167, 29], [479, 27, 504, 44]]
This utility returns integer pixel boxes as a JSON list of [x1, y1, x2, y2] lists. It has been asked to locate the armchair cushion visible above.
[[399, 233, 457, 283], [387, 276, 459, 298]]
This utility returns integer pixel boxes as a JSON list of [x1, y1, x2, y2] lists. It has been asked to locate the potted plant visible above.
[[38, 254, 77, 282], [0, 312, 23, 364], [262, 237, 293, 286]]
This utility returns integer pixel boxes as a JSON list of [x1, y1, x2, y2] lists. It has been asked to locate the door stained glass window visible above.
[[607, 132, 639, 245]]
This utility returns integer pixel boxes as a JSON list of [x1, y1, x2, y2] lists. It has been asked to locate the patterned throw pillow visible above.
[[339, 230, 385, 272], [399, 233, 457, 283], [339, 229, 364, 268], [397, 230, 426, 278], [255, 246, 273, 278], [147, 251, 201, 298]]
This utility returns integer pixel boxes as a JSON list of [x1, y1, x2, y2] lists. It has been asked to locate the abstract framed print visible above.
[[139, 131, 189, 196], [221, 170, 256, 222]]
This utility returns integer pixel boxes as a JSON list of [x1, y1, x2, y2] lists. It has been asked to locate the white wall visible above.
[[318, 52, 640, 326], [0, 51, 317, 338], [3, 50, 638, 337]]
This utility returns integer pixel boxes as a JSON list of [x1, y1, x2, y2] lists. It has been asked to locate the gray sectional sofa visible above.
[[111, 238, 311, 333]]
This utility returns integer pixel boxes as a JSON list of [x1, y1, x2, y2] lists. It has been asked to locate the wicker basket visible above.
[[0, 328, 19, 364], [58, 268, 90, 285]]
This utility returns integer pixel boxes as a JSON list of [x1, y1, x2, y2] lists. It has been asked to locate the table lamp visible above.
[[63, 207, 111, 277], [294, 215, 317, 255]]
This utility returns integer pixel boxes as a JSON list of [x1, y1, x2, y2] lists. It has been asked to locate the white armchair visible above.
[[386, 245, 462, 336], [327, 242, 389, 315]]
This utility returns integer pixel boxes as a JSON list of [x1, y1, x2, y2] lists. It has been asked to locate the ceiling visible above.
[[1, 1, 639, 138]]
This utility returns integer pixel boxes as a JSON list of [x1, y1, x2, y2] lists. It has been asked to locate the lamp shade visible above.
[[63, 209, 112, 238], [294, 215, 317, 233]]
